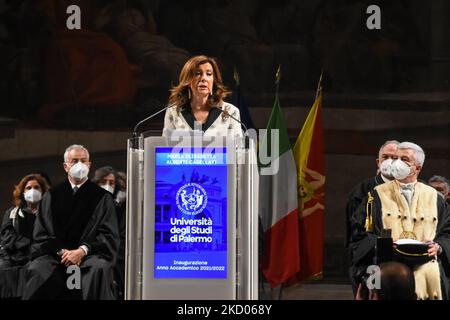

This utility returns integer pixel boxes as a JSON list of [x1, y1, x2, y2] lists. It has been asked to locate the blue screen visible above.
[[154, 147, 227, 279]]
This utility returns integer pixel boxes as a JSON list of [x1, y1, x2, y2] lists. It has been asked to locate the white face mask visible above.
[[116, 190, 126, 204], [391, 159, 413, 180], [69, 162, 90, 181], [24, 189, 42, 203], [100, 184, 115, 194], [379, 158, 394, 179]]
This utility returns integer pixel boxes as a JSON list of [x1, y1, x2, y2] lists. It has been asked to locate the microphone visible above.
[[132, 104, 175, 139], [215, 106, 249, 149]]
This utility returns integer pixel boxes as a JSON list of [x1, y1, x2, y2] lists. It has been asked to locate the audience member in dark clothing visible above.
[[23, 144, 119, 300], [0, 173, 50, 298], [357, 262, 417, 300], [0, 173, 50, 267], [346, 140, 399, 294], [93, 166, 126, 300], [428, 175, 450, 203]]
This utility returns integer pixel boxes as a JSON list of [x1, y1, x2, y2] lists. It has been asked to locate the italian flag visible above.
[[259, 93, 300, 288]]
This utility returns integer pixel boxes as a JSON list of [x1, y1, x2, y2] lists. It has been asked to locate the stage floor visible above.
[[260, 282, 354, 300]]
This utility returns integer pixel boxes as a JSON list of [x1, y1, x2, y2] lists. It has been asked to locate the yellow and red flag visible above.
[[291, 89, 325, 283]]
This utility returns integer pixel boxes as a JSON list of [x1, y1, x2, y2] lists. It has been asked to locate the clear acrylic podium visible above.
[[125, 131, 259, 300]]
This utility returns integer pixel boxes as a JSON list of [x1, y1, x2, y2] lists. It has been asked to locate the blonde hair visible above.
[[168, 55, 230, 109]]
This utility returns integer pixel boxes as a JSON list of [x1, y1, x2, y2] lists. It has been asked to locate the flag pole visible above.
[[233, 66, 240, 87], [275, 64, 287, 299], [275, 65, 281, 96], [278, 283, 284, 300], [315, 69, 323, 100]]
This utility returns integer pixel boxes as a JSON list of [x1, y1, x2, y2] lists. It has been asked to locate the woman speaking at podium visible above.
[[163, 55, 243, 137]]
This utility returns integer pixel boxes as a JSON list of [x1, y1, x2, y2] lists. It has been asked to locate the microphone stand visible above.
[[132, 104, 174, 138], [215, 107, 250, 149], [131, 104, 174, 148]]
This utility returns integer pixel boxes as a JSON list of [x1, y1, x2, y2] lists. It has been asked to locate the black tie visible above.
[[73, 186, 79, 195]]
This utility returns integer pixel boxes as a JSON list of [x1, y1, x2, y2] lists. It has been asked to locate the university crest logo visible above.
[[176, 183, 208, 215]]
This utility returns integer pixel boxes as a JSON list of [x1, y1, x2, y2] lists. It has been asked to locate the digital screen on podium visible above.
[[154, 147, 228, 279]]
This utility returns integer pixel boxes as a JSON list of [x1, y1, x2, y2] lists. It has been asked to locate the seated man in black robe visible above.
[[346, 140, 399, 293], [23, 144, 119, 300], [350, 142, 450, 300]]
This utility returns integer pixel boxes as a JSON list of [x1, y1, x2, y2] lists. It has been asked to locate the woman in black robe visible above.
[[93, 166, 126, 300], [0, 173, 50, 298]]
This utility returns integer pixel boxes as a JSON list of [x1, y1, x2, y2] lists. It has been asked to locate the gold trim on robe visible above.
[[375, 181, 441, 300]]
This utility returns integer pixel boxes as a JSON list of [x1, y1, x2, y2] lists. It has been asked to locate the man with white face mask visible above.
[[23, 144, 119, 300], [351, 142, 450, 300], [346, 140, 399, 294]]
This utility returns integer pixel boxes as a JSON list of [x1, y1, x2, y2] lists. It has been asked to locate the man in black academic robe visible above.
[[346, 140, 399, 293], [351, 184, 450, 298], [350, 142, 450, 299], [23, 145, 119, 300], [346, 175, 386, 247]]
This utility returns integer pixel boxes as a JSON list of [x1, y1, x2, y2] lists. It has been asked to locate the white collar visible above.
[[398, 181, 417, 189], [397, 180, 417, 186], [9, 207, 23, 219], [69, 178, 88, 190]]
